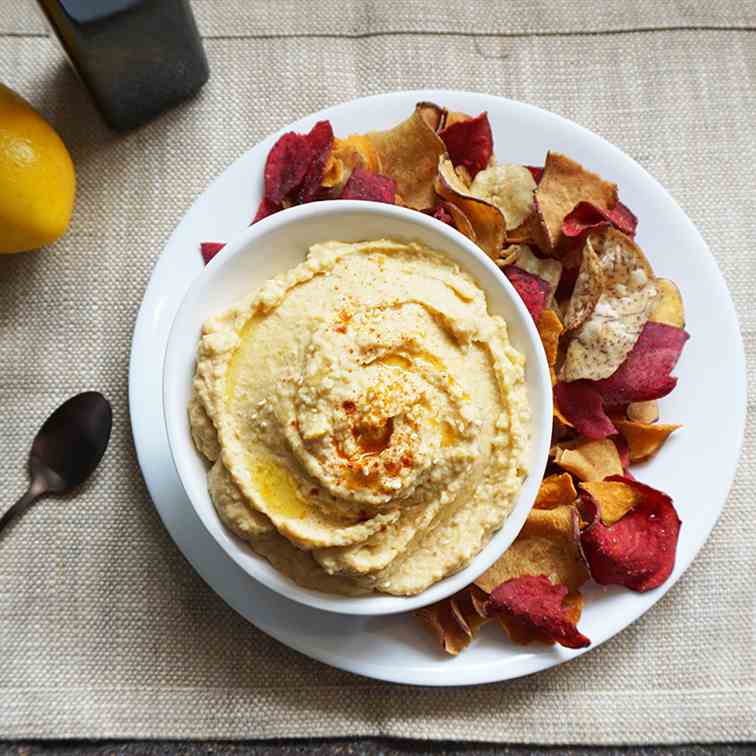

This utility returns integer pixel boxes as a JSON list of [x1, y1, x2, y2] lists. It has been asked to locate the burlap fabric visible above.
[[1, 0, 754, 743]]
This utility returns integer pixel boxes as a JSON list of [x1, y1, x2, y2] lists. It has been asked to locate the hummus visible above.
[[190, 239, 529, 596]]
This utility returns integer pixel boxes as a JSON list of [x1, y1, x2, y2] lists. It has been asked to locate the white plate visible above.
[[129, 90, 746, 685]]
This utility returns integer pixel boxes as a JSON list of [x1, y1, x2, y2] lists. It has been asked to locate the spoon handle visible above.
[[0, 488, 40, 534]]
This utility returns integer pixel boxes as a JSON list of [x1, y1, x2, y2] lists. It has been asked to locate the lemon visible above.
[[0, 84, 76, 254]]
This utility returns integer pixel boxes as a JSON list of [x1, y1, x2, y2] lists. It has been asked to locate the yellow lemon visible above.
[[0, 84, 76, 254]]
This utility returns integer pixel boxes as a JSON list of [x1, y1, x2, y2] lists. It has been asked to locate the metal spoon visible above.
[[0, 391, 113, 534]]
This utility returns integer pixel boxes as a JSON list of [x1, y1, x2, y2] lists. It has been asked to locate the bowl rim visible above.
[[162, 199, 553, 615]]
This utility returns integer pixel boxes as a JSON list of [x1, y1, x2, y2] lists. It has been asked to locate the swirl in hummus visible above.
[[189, 239, 529, 596]]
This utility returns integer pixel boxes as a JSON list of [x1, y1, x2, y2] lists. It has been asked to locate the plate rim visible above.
[[129, 88, 747, 686]]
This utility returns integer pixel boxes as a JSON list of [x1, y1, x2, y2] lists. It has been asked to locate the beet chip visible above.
[[296, 120, 335, 203], [200, 242, 225, 265], [431, 204, 454, 226], [593, 321, 689, 407], [439, 112, 493, 179], [563, 200, 638, 239], [555, 380, 617, 439], [263, 132, 313, 204], [485, 575, 591, 649], [251, 197, 282, 225], [526, 165, 544, 183], [581, 475, 681, 591], [503, 266, 550, 322], [339, 167, 396, 203]]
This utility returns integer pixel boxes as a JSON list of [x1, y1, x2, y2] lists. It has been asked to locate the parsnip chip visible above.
[[469, 164, 537, 230], [553, 438, 623, 481], [627, 400, 659, 424], [367, 104, 446, 209], [650, 278, 685, 328], [475, 505, 589, 594], [562, 237, 603, 331], [418, 586, 490, 655], [513, 245, 562, 302], [579, 479, 643, 526], [532, 151, 618, 252], [535, 473, 578, 510], [436, 156, 506, 258], [561, 228, 658, 382], [614, 419, 681, 461]]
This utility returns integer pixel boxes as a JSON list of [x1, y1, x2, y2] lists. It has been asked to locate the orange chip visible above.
[[553, 390, 574, 428], [366, 104, 446, 209], [537, 308, 563, 369], [535, 473, 577, 510], [497, 590, 584, 646], [579, 479, 643, 525], [553, 438, 623, 481], [532, 151, 618, 252], [626, 400, 659, 424], [418, 585, 489, 655], [475, 505, 589, 594], [614, 419, 681, 461]]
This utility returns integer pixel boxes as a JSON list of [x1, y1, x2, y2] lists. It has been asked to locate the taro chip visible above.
[[627, 400, 659, 424], [439, 111, 493, 178], [593, 321, 689, 406], [339, 167, 396, 203], [580, 475, 681, 592], [200, 242, 225, 265], [562, 200, 638, 239], [264, 131, 313, 204], [650, 278, 685, 328], [555, 380, 617, 440], [561, 228, 658, 382], [553, 438, 623, 481], [469, 164, 537, 230], [366, 104, 446, 209], [503, 266, 550, 322], [537, 308, 563, 375], [485, 575, 590, 649], [512, 245, 562, 302], [614, 419, 681, 461], [436, 156, 506, 259], [476, 505, 589, 594], [296, 120, 334, 203], [251, 197, 282, 225], [579, 479, 643, 525], [535, 473, 577, 510], [532, 152, 618, 252], [562, 237, 603, 331], [418, 585, 489, 655]]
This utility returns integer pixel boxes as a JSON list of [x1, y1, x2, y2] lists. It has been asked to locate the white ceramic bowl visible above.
[[163, 200, 552, 615]]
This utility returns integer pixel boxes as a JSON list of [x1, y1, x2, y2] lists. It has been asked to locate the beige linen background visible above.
[[1, 0, 754, 744]]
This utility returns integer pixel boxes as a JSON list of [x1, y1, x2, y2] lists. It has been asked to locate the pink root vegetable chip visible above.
[[485, 575, 591, 649], [296, 120, 334, 203], [555, 380, 617, 440], [439, 112, 493, 179], [563, 201, 638, 239], [581, 475, 681, 591], [263, 132, 313, 204], [200, 242, 225, 265], [526, 165, 544, 183], [431, 205, 454, 226], [339, 167, 396, 203], [593, 321, 689, 407], [251, 197, 282, 225], [503, 266, 550, 322], [612, 435, 633, 476]]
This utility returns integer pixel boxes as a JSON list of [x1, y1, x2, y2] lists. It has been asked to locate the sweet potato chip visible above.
[[593, 321, 689, 407], [581, 475, 681, 592], [553, 438, 623, 481], [561, 229, 658, 381], [535, 473, 578, 510], [367, 104, 446, 209], [532, 152, 618, 252], [650, 278, 685, 328], [439, 112, 493, 179], [436, 157, 506, 258], [562, 237, 603, 331], [555, 380, 617, 440], [503, 266, 550, 322], [613, 419, 681, 461], [418, 586, 489, 655], [537, 309, 563, 371], [200, 242, 225, 265], [437, 200, 476, 241], [485, 575, 590, 649], [476, 505, 589, 594], [627, 400, 659, 424], [469, 164, 537, 230], [339, 167, 396, 203], [579, 479, 643, 526]]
